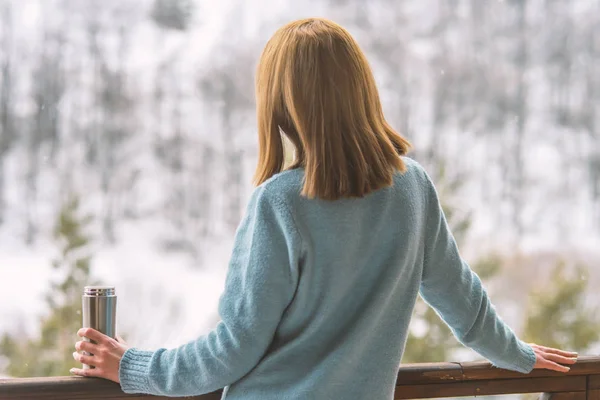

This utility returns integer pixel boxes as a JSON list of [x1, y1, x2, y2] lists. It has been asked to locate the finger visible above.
[[538, 346, 578, 358], [78, 328, 108, 344], [70, 367, 101, 377], [539, 359, 571, 373], [73, 351, 95, 367], [75, 340, 100, 354], [544, 352, 578, 365]]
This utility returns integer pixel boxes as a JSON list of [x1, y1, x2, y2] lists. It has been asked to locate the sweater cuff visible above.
[[119, 348, 155, 394], [512, 341, 537, 374]]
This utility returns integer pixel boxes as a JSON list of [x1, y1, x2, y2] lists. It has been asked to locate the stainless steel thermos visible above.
[[81, 286, 117, 369]]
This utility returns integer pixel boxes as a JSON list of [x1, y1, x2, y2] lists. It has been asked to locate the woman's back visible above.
[[224, 158, 427, 399]]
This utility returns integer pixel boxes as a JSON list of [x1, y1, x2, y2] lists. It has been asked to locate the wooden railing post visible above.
[[589, 374, 600, 400]]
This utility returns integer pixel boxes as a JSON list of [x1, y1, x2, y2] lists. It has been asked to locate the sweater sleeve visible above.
[[418, 172, 536, 374], [118, 186, 302, 396]]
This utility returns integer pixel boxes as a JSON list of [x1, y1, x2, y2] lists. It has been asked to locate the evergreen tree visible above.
[[0, 196, 99, 377], [523, 262, 600, 352]]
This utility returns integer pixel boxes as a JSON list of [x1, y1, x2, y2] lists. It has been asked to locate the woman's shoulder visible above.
[[396, 156, 431, 185], [252, 168, 305, 208], [400, 156, 425, 173]]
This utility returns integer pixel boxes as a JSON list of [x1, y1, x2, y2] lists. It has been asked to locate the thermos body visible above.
[[81, 286, 117, 369]]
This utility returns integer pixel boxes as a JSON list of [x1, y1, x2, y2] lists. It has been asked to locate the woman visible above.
[[71, 18, 577, 399]]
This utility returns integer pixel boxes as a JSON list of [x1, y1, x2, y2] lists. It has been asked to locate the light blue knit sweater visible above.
[[119, 157, 536, 399]]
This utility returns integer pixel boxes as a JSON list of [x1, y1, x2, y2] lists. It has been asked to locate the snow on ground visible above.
[[0, 250, 56, 338]]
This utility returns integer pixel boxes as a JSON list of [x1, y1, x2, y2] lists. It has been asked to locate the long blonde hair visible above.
[[254, 18, 411, 200]]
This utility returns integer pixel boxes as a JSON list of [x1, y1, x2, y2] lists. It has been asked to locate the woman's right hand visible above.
[[531, 343, 578, 372]]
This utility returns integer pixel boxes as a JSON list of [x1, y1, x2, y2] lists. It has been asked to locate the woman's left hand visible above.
[[71, 328, 129, 383]]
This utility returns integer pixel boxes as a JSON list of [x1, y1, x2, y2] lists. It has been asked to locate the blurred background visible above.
[[0, 0, 598, 387]]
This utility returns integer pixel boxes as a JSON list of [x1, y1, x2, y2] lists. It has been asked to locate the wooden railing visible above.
[[1, 356, 598, 399]]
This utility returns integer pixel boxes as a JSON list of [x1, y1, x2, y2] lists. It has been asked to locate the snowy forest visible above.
[[0, 0, 599, 387]]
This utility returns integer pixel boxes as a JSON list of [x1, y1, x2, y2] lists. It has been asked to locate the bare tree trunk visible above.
[[187, 143, 215, 262], [83, 4, 134, 243], [425, 1, 454, 178], [60, 0, 78, 200], [25, 9, 66, 244], [154, 43, 191, 245], [85, 10, 101, 165], [198, 146, 214, 237], [154, 34, 166, 143], [543, 1, 577, 241], [510, 0, 529, 244], [0, 155, 5, 226], [221, 77, 243, 233], [0, 2, 14, 226], [586, 1, 600, 226], [25, 128, 40, 245], [168, 60, 185, 232], [102, 20, 133, 244]]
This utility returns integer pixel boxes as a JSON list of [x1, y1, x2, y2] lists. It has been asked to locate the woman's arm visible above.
[[117, 186, 302, 396], [418, 170, 561, 373]]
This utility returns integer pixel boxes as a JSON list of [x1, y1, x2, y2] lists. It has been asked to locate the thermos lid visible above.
[[84, 286, 116, 296]]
